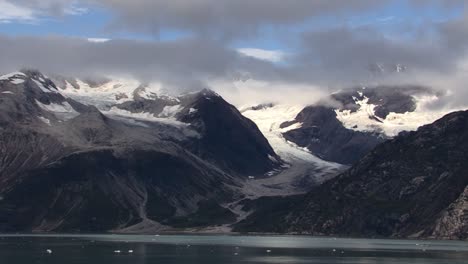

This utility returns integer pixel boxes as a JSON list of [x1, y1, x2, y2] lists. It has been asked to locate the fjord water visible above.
[[1, 235, 467, 264]]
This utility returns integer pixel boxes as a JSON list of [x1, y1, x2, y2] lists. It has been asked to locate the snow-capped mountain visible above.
[[241, 104, 344, 191], [1, 69, 464, 235], [236, 110, 468, 240], [276, 85, 460, 164], [332, 86, 452, 137], [0, 70, 283, 233]]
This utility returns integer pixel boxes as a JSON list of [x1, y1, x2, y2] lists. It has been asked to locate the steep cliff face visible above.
[[0, 70, 279, 232], [177, 90, 280, 176], [236, 110, 468, 240], [431, 186, 468, 240], [282, 105, 384, 165]]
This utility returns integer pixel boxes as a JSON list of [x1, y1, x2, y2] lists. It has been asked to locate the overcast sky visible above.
[[0, 0, 466, 106]]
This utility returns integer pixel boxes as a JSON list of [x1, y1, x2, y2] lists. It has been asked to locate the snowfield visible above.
[[242, 104, 340, 166], [59, 78, 141, 108], [335, 94, 464, 137], [104, 107, 189, 128], [35, 100, 80, 120], [241, 104, 343, 197], [0, 72, 26, 81]]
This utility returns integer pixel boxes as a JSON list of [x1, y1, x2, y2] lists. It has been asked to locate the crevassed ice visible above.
[[242, 104, 340, 167]]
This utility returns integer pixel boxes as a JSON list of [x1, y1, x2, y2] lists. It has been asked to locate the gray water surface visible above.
[[0, 234, 467, 263]]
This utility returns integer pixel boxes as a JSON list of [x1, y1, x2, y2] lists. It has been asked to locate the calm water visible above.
[[0, 234, 467, 264]]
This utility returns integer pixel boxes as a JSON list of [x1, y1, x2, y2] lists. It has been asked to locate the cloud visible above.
[[0, 1, 35, 23], [296, 27, 449, 79], [0, 35, 255, 91], [0, 0, 466, 108], [0, 0, 87, 22], [94, 0, 391, 38], [237, 48, 286, 63], [87, 38, 111, 43], [288, 9, 468, 86]]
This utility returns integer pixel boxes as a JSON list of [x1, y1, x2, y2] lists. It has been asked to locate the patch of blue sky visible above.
[[0, 7, 191, 42], [0, 7, 111, 39]]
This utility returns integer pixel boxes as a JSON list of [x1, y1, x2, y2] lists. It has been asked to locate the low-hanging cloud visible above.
[[0, 35, 287, 93], [0, 0, 467, 108]]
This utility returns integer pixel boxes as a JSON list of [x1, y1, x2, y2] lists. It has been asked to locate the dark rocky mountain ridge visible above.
[[0, 70, 280, 232]]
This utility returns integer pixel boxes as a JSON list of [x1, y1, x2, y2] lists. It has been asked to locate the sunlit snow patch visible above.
[[35, 100, 80, 120], [158, 105, 183, 118], [33, 80, 58, 93], [0, 72, 26, 81], [59, 78, 140, 108], [104, 107, 189, 127], [10, 79, 24, 84], [0, 72, 26, 85], [38, 116, 51, 125], [335, 95, 461, 137]]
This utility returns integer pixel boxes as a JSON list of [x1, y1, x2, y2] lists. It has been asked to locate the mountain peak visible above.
[[20, 69, 51, 82]]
